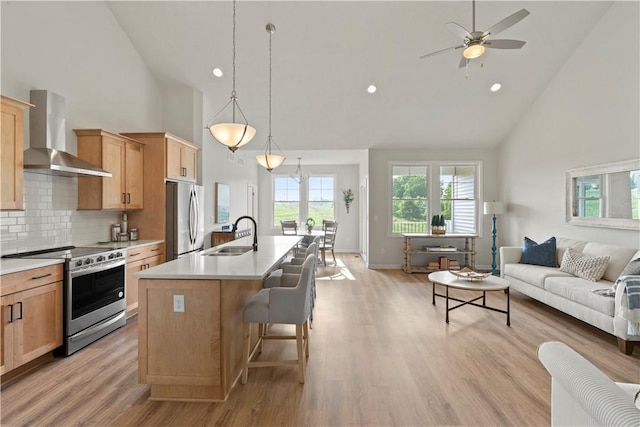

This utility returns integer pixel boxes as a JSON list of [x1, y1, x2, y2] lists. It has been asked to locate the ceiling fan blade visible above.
[[484, 39, 526, 49], [445, 22, 471, 40], [459, 56, 469, 69], [420, 45, 464, 59], [482, 9, 530, 38]]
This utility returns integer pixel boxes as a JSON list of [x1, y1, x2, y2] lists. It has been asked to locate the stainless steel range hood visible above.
[[24, 90, 112, 177]]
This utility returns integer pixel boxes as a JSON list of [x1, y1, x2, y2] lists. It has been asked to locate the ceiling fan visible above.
[[420, 0, 530, 68]]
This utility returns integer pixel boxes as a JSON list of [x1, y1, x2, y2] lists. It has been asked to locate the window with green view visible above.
[[273, 177, 300, 226]]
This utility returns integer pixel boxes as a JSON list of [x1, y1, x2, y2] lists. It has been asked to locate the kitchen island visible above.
[[135, 235, 300, 402]]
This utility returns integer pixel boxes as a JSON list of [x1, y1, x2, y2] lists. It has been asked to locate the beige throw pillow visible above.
[[559, 247, 610, 282]]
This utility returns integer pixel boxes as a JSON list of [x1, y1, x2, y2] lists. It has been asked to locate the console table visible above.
[[401, 233, 477, 273]]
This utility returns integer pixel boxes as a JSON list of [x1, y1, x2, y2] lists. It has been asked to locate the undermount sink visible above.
[[204, 246, 254, 256]]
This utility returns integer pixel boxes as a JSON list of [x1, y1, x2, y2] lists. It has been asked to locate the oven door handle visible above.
[[70, 260, 126, 278], [69, 311, 126, 341]]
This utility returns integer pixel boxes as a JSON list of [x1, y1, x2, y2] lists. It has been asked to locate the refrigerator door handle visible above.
[[193, 189, 200, 246], [188, 189, 195, 245]]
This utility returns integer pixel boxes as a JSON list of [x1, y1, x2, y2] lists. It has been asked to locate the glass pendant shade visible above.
[[209, 122, 256, 152], [463, 43, 485, 59], [256, 153, 285, 171]]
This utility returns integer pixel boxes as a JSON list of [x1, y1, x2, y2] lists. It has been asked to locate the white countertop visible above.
[[0, 240, 163, 275], [135, 235, 301, 280], [1, 258, 65, 275], [90, 239, 164, 250]]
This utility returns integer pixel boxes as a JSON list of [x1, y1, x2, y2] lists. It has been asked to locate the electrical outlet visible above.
[[173, 295, 185, 312]]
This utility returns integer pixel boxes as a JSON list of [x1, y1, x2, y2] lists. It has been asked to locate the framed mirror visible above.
[[566, 159, 640, 230], [215, 182, 230, 224]]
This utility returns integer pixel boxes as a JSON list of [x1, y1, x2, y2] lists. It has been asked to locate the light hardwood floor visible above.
[[1, 253, 638, 426]]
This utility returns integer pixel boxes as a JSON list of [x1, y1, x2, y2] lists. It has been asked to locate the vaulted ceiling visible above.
[[107, 1, 613, 151]]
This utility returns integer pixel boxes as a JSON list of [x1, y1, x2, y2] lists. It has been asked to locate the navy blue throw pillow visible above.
[[520, 236, 557, 267]]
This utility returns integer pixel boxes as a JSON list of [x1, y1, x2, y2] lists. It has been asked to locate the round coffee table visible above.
[[428, 271, 511, 325]]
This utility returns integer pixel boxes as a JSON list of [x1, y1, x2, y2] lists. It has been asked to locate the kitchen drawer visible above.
[[1, 264, 64, 297], [126, 243, 164, 262]]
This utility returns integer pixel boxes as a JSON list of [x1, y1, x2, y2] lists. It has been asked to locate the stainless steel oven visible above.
[[3, 246, 127, 355]]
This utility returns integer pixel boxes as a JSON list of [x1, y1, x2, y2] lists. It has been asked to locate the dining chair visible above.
[[241, 255, 315, 384], [280, 220, 298, 235], [319, 220, 338, 266]]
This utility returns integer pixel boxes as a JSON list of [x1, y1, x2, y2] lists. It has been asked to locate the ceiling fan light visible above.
[[208, 122, 256, 152], [256, 154, 285, 171], [463, 44, 485, 59]]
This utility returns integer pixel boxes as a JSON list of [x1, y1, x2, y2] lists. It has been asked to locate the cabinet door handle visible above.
[[31, 273, 52, 280], [8, 304, 14, 323], [127, 193, 131, 204], [151, 248, 159, 252], [122, 193, 126, 203], [16, 302, 23, 320], [130, 252, 141, 257]]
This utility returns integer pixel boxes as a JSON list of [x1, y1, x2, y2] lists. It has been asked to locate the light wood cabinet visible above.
[[74, 129, 144, 210], [125, 242, 165, 317], [1, 264, 63, 377], [211, 229, 251, 247], [119, 132, 200, 242], [166, 137, 198, 182], [1, 96, 32, 211]]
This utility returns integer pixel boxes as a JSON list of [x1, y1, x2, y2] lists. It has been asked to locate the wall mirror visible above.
[[566, 159, 640, 230], [215, 182, 230, 224]]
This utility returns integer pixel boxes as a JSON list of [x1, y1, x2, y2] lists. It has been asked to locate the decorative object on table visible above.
[[290, 157, 308, 184], [342, 188, 354, 213], [424, 245, 457, 252], [305, 217, 315, 233], [215, 182, 230, 224], [256, 23, 285, 171], [431, 214, 446, 234], [449, 267, 491, 281], [484, 201, 505, 275], [205, 0, 256, 152]]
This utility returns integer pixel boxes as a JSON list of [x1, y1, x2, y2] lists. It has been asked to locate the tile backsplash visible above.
[[1, 173, 120, 255]]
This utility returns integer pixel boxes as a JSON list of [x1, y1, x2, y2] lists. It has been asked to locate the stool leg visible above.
[[296, 324, 305, 383], [304, 318, 310, 357], [241, 322, 251, 384]]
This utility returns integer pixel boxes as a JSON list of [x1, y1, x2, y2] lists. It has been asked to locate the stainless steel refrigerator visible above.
[[166, 181, 205, 260]]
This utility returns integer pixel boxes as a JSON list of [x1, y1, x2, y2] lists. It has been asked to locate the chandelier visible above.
[[256, 23, 285, 171], [205, 0, 256, 152], [290, 157, 308, 184]]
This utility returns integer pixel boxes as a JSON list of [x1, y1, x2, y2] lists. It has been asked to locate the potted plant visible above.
[[431, 214, 446, 235], [305, 217, 315, 234], [342, 188, 354, 213]]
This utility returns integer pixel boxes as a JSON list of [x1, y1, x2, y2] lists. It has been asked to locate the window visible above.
[[273, 177, 300, 226], [272, 175, 336, 227], [440, 165, 476, 233], [307, 176, 335, 225], [392, 165, 428, 233], [391, 162, 480, 235]]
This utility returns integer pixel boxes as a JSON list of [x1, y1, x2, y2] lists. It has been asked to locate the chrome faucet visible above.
[[231, 215, 258, 251]]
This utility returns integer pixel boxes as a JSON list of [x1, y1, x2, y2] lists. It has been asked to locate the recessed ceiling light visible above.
[[212, 68, 223, 77], [491, 83, 502, 92], [367, 85, 377, 94]]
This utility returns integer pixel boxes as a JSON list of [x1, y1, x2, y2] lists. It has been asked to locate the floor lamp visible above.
[[484, 202, 505, 276]]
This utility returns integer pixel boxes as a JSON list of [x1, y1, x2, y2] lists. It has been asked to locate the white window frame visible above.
[[388, 161, 483, 237], [271, 174, 337, 230]]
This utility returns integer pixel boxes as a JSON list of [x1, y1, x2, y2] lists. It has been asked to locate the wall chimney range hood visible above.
[[23, 90, 112, 177]]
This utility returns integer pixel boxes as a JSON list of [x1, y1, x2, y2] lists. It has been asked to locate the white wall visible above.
[[498, 1, 640, 249], [367, 147, 501, 269], [0, 1, 162, 254], [256, 162, 360, 252]]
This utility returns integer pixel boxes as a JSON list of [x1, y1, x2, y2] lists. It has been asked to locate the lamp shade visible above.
[[463, 43, 485, 59], [208, 122, 256, 151], [256, 153, 285, 171], [484, 201, 505, 215]]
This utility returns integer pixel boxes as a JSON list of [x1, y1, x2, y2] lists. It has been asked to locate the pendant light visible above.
[[290, 157, 308, 184], [256, 23, 285, 171], [205, 0, 256, 152]]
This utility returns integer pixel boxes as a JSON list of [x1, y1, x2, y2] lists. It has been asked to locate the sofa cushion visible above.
[[559, 247, 610, 282], [520, 236, 557, 267], [555, 237, 588, 267], [544, 276, 615, 316], [504, 263, 573, 289], [583, 242, 637, 282]]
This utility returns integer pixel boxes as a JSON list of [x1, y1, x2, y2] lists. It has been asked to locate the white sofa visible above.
[[500, 237, 640, 354], [538, 341, 640, 426]]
